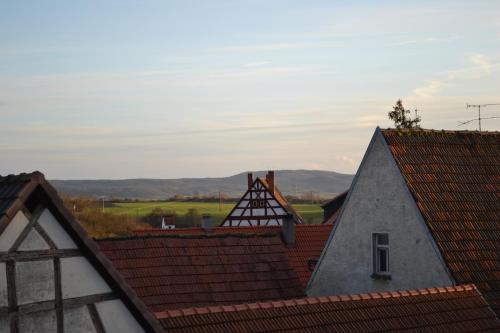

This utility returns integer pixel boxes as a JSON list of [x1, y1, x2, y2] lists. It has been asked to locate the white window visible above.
[[373, 233, 389, 276]]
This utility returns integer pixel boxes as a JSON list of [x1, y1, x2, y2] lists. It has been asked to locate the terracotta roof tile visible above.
[[381, 129, 500, 316], [155, 284, 500, 332], [98, 234, 305, 311], [133, 224, 333, 288]]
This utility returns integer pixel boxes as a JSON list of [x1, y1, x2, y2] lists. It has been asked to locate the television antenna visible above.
[[458, 103, 500, 131]]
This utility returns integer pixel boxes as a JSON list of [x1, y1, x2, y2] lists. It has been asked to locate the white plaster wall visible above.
[[273, 208, 286, 215], [308, 135, 453, 296], [61, 257, 111, 299], [63, 306, 97, 333], [18, 229, 50, 251], [19, 309, 56, 333], [267, 220, 279, 226], [16, 259, 55, 305], [0, 263, 7, 307], [252, 208, 265, 216], [96, 300, 144, 333], [0, 211, 29, 252], [38, 209, 77, 249]]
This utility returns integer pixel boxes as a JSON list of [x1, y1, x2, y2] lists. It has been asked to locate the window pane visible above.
[[377, 233, 389, 245], [378, 248, 388, 272]]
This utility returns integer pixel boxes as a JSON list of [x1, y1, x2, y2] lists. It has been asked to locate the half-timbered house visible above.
[[221, 171, 303, 227], [0, 172, 162, 333]]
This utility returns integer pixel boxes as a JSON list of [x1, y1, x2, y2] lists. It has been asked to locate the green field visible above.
[[106, 202, 323, 225]]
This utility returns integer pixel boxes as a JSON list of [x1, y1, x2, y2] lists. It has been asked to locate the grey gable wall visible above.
[[307, 129, 453, 296]]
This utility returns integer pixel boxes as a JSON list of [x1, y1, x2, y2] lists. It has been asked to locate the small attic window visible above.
[[372, 233, 391, 280]]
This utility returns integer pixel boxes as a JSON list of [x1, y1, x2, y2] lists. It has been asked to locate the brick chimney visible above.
[[247, 172, 254, 190], [282, 214, 295, 247], [266, 171, 275, 195]]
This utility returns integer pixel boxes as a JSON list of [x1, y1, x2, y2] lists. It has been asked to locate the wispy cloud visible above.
[[243, 61, 270, 67], [410, 54, 498, 99], [392, 35, 460, 46], [209, 41, 340, 53]]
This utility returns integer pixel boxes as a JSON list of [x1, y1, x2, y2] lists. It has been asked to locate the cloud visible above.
[[412, 80, 446, 99], [410, 54, 498, 99], [392, 35, 460, 46], [209, 42, 340, 54], [243, 61, 270, 68]]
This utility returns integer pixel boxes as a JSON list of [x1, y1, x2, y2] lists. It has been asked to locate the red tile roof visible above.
[[381, 129, 500, 316], [156, 284, 500, 332], [98, 234, 305, 312], [133, 224, 333, 288]]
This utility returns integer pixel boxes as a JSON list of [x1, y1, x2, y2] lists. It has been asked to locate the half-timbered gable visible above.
[[221, 171, 303, 227], [0, 172, 162, 333]]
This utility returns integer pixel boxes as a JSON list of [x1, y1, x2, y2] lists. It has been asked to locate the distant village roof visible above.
[[0, 172, 163, 332], [381, 128, 500, 316], [133, 224, 333, 288], [98, 233, 305, 312], [321, 190, 348, 225], [220, 171, 304, 226], [156, 284, 500, 332]]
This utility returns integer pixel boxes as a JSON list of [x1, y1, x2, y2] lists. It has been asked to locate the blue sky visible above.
[[1, 0, 499, 179]]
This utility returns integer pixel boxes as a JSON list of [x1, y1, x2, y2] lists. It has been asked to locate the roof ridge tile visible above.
[[154, 284, 480, 319]]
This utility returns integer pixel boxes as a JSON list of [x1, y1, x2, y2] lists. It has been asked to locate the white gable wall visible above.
[[308, 131, 453, 296], [96, 300, 145, 333], [0, 210, 29, 251], [61, 256, 112, 298], [0, 208, 146, 332]]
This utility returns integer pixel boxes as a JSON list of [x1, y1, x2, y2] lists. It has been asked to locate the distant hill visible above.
[[49, 170, 354, 200]]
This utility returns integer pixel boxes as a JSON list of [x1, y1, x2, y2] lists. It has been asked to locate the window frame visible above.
[[372, 233, 391, 279]]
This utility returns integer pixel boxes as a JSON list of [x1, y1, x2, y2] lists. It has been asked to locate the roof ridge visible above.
[[155, 284, 478, 319], [0, 171, 45, 183], [381, 128, 500, 135], [96, 232, 279, 242]]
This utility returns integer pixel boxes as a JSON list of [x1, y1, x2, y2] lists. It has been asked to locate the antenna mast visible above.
[[459, 103, 500, 131]]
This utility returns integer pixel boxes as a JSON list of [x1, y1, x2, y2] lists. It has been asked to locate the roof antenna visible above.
[[458, 103, 500, 131]]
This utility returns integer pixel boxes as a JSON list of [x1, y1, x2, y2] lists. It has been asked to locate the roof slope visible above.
[[381, 129, 500, 316], [133, 224, 333, 288], [260, 178, 305, 224], [0, 172, 163, 332], [98, 234, 305, 311], [156, 284, 500, 333]]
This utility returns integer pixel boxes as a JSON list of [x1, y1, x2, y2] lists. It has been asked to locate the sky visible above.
[[1, 0, 499, 179]]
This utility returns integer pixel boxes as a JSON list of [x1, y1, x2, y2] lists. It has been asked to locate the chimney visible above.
[[247, 172, 254, 189], [266, 171, 275, 195], [282, 214, 295, 247], [202, 214, 213, 233]]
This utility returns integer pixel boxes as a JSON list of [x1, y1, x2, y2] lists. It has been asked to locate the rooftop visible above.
[[133, 224, 333, 288], [156, 284, 500, 332], [98, 233, 305, 311], [381, 128, 500, 316]]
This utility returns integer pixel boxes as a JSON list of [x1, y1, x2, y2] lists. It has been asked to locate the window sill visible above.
[[370, 273, 392, 280]]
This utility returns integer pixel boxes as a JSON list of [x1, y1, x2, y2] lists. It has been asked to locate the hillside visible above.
[[49, 170, 354, 200]]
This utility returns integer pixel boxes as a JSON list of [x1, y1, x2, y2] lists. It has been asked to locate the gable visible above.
[[308, 129, 453, 296], [221, 179, 289, 226], [381, 128, 500, 316], [0, 173, 163, 333]]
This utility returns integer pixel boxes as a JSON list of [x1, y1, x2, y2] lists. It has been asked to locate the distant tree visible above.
[[388, 99, 421, 129]]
